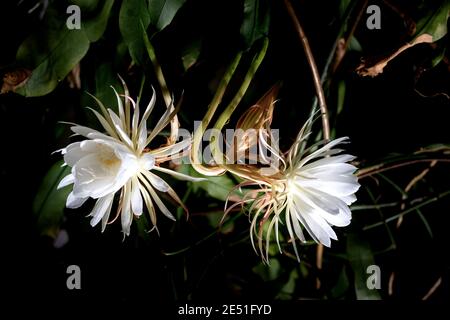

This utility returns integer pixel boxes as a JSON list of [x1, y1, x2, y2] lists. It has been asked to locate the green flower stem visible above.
[[210, 37, 269, 165], [190, 53, 243, 175]]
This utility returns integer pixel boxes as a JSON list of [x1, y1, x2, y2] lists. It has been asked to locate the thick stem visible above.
[[190, 53, 243, 176], [210, 38, 269, 178]]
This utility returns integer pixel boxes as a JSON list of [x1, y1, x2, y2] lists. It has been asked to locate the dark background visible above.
[[0, 0, 449, 307]]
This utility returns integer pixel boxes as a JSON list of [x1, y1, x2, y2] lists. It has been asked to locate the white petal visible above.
[[71, 154, 118, 198], [153, 166, 206, 182], [101, 195, 114, 232], [292, 190, 351, 227], [130, 96, 140, 141], [86, 107, 118, 139], [63, 142, 86, 166], [296, 176, 360, 198], [70, 125, 118, 142], [139, 86, 156, 131], [108, 109, 133, 147], [149, 138, 191, 159], [111, 87, 126, 130], [139, 153, 155, 170], [144, 171, 170, 192], [287, 204, 306, 242], [70, 125, 100, 137], [89, 193, 115, 227], [66, 191, 88, 209], [137, 118, 147, 153], [296, 137, 349, 169], [58, 174, 74, 189], [145, 102, 174, 144], [147, 184, 175, 221], [295, 200, 337, 247], [340, 193, 357, 205], [121, 181, 133, 236], [131, 177, 143, 216]]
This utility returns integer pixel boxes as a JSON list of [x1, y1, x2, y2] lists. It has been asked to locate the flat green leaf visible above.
[[149, 0, 186, 31], [253, 259, 282, 282], [120, 0, 186, 65], [240, 0, 270, 49], [348, 36, 362, 52], [414, 1, 449, 42], [119, 0, 151, 65], [94, 62, 123, 108], [205, 210, 234, 233], [181, 38, 202, 71], [276, 269, 298, 300], [192, 172, 236, 202], [330, 266, 350, 299], [178, 164, 237, 201], [337, 79, 346, 116], [346, 233, 382, 300], [32, 161, 72, 238], [82, 0, 115, 42], [15, 1, 114, 97]]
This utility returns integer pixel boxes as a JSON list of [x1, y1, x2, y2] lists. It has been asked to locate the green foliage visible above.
[[276, 269, 298, 300], [414, 0, 449, 42], [346, 233, 381, 300], [119, 0, 151, 65], [180, 165, 237, 202], [16, 1, 114, 97], [119, 0, 186, 65], [149, 0, 187, 31], [32, 161, 72, 238], [252, 259, 282, 281], [240, 0, 270, 49]]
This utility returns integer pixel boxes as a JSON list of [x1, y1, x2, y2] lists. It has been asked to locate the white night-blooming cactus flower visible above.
[[226, 115, 360, 263], [57, 84, 200, 236]]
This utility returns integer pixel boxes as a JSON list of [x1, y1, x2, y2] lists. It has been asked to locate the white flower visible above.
[[227, 117, 360, 262], [57, 83, 200, 236]]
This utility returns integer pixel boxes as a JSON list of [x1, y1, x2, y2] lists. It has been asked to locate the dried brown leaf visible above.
[[1, 68, 31, 94], [357, 34, 433, 77]]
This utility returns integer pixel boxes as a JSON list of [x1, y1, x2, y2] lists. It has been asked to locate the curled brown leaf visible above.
[[1, 68, 31, 94], [357, 34, 433, 77]]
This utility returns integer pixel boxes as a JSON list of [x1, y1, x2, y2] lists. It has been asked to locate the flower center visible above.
[[97, 144, 121, 171]]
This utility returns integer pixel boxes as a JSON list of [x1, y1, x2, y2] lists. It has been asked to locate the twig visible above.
[[388, 272, 395, 296], [422, 277, 442, 300], [332, 0, 368, 73], [284, 0, 330, 141], [363, 190, 450, 230], [397, 160, 437, 227], [284, 0, 331, 290], [357, 159, 450, 179], [307, 0, 360, 131]]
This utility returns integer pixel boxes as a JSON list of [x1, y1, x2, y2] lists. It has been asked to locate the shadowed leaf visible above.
[[347, 233, 381, 300], [240, 0, 270, 49], [33, 161, 72, 238]]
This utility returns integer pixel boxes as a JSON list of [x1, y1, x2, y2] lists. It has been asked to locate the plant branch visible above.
[[284, 0, 330, 142], [284, 0, 331, 290]]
